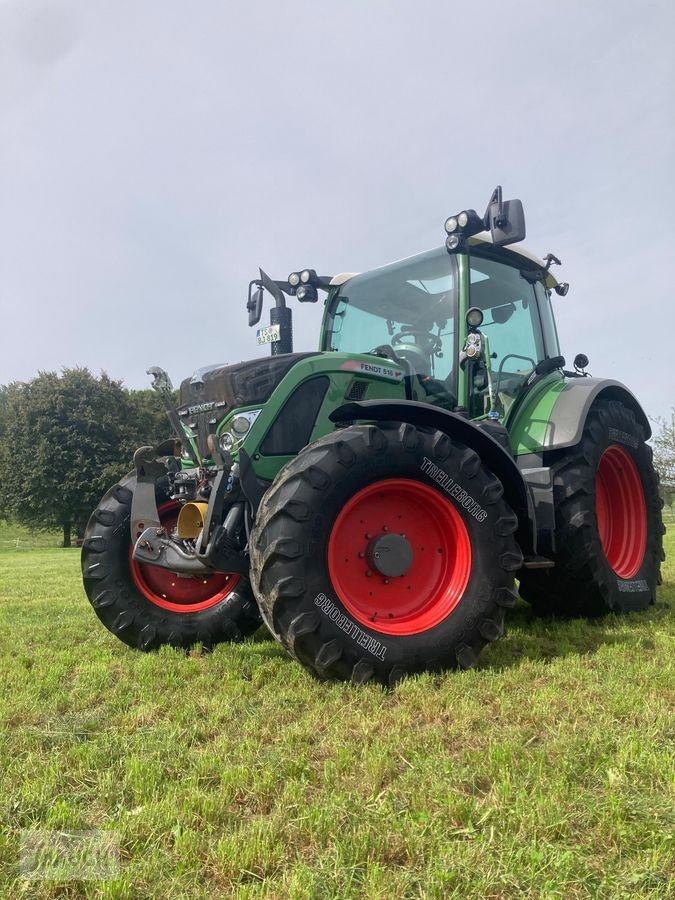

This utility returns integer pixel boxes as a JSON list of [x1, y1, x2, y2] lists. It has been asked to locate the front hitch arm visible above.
[[130, 446, 166, 541]]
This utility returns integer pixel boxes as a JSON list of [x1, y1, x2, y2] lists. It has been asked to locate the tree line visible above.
[[0, 368, 172, 547]]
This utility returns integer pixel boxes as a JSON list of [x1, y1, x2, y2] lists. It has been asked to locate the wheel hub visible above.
[[366, 533, 413, 577]]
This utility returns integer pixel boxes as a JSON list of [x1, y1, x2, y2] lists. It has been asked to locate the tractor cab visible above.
[[321, 235, 565, 421], [248, 185, 570, 425]]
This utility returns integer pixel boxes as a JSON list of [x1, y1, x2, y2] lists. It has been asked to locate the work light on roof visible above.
[[444, 208, 485, 245], [296, 284, 318, 302]]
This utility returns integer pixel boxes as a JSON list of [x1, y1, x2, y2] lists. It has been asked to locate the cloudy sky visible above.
[[1, 0, 673, 422]]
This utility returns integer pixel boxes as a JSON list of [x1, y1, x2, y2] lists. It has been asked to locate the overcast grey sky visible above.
[[1, 0, 673, 421]]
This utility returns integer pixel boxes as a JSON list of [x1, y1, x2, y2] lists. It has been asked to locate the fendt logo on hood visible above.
[[178, 400, 227, 417]]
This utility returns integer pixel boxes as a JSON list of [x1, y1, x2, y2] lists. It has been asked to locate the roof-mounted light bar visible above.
[[444, 209, 485, 250]]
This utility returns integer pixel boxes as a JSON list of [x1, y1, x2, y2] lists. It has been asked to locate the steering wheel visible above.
[[391, 329, 443, 356]]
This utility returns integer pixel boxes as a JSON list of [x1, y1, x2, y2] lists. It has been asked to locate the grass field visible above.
[[0, 521, 62, 551], [0, 528, 673, 898]]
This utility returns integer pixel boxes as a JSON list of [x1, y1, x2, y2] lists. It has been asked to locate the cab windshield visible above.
[[324, 247, 458, 388]]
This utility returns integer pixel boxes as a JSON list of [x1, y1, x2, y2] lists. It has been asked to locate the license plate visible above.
[[256, 324, 281, 345]]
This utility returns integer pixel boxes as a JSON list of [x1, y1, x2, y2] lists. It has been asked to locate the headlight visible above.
[[231, 416, 251, 436], [444, 216, 458, 234], [219, 432, 235, 451], [458, 211, 469, 228], [466, 307, 484, 328], [288, 272, 300, 287], [217, 409, 262, 454]]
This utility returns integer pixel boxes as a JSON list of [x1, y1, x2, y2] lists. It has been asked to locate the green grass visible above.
[[0, 534, 673, 899], [0, 520, 62, 550]]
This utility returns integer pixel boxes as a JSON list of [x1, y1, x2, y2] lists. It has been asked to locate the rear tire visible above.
[[250, 423, 523, 685], [519, 399, 664, 616], [82, 474, 261, 650]]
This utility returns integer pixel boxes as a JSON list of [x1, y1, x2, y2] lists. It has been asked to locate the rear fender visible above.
[[330, 399, 537, 557], [541, 378, 651, 450]]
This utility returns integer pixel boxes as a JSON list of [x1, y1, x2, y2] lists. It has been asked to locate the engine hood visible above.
[[178, 352, 319, 457]]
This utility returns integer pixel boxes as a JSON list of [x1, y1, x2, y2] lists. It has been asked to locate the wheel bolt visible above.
[[383, 579, 390, 585], [383, 525, 389, 532], [358, 551, 365, 558], [365, 533, 373, 540], [365, 570, 372, 577]]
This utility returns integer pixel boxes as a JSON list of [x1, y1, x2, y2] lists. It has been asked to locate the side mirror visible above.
[[485, 186, 526, 247], [247, 286, 263, 326], [489, 198, 526, 246]]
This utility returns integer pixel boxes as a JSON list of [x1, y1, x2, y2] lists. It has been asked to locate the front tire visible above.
[[519, 399, 664, 616], [250, 423, 523, 685], [82, 474, 261, 650]]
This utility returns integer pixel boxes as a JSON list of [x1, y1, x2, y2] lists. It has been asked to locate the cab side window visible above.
[[468, 255, 544, 417]]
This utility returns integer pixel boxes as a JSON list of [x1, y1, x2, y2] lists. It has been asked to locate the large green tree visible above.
[[0, 369, 171, 546]]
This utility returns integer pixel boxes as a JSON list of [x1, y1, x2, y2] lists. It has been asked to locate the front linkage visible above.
[[130, 443, 250, 579]]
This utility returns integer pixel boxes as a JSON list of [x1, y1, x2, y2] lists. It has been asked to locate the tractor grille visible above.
[[345, 380, 369, 401]]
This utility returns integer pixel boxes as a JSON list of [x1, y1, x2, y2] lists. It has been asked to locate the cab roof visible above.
[[330, 235, 561, 290]]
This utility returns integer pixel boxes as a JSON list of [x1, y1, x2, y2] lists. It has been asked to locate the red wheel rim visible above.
[[129, 501, 239, 613], [327, 478, 471, 635], [596, 445, 647, 579]]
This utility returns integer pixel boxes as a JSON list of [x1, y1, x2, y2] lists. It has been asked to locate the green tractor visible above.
[[82, 187, 664, 685]]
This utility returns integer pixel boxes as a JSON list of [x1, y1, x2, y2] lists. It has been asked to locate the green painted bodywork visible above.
[[505, 372, 567, 456], [216, 351, 407, 482], [455, 253, 471, 405]]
